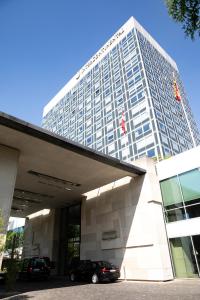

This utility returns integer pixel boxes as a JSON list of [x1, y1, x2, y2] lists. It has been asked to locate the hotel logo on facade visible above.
[[75, 27, 125, 80]]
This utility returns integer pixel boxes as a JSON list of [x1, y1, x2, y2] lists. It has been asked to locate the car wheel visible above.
[[70, 273, 76, 282], [91, 273, 99, 284]]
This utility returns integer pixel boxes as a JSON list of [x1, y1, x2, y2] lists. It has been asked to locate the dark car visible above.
[[19, 257, 51, 280], [0, 271, 6, 283], [69, 260, 120, 284]]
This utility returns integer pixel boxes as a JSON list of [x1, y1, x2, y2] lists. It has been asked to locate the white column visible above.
[[0, 145, 19, 268]]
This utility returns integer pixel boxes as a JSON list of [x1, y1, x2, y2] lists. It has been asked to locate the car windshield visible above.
[[31, 259, 46, 267], [95, 261, 114, 268]]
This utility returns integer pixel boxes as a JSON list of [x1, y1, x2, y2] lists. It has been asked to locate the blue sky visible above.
[[0, 0, 200, 128]]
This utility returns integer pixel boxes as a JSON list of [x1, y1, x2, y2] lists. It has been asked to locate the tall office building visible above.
[[42, 17, 200, 162]]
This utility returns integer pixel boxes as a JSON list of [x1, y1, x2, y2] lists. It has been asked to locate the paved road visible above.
[[1, 278, 200, 299]]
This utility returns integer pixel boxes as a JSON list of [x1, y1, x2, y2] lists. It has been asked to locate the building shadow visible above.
[[0, 276, 89, 299]]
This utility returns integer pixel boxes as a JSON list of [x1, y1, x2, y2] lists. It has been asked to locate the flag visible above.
[[121, 111, 126, 134], [173, 80, 181, 102]]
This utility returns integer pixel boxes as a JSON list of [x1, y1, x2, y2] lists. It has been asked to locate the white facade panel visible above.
[[167, 217, 200, 239], [156, 145, 200, 180]]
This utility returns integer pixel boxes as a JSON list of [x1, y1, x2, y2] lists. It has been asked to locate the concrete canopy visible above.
[[0, 112, 146, 218]]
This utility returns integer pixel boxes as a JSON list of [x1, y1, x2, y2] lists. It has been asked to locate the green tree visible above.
[[4, 230, 24, 259], [165, 0, 200, 39], [4, 229, 24, 291]]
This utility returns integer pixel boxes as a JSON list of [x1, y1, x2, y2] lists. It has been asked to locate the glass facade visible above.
[[160, 168, 200, 278], [66, 205, 81, 262], [42, 18, 200, 162], [160, 168, 200, 223], [170, 236, 199, 278], [59, 204, 81, 274]]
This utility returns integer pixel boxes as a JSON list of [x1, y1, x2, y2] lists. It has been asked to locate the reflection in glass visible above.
[[160, 176, 182, 207], [160, 169, 200, 223], [170, 237, 199, 278], [179, 169, 200, 202], [185, 200, 200, 219], [165, 207, 186, 222]]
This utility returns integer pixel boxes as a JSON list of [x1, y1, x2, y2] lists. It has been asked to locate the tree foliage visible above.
[[5, 230, 24, 259], [165, 0, 200, 39]]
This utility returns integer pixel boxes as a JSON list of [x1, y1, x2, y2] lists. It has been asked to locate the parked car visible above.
[[0, 271, 6, 283], [69, 260, 120, 283], [19, 257, 51, 280]]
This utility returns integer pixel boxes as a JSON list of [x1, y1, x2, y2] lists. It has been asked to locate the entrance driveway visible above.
[[1, 278, 200, 299]]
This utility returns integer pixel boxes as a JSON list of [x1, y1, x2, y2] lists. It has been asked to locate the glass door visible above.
[[170, 236, 199, 278], [192, 235, 200, 276], [66, 204, 81, 269]]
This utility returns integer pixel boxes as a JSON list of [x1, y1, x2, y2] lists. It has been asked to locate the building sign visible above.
[[102, 230, 118, 240], [75, 28, 124, 80]]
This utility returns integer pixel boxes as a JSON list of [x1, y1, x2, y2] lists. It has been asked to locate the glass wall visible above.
[[170, 235, 200, 278], [160, 168, 200, 223], [58, 204, 81, 274], [66, 205, 81, 263]]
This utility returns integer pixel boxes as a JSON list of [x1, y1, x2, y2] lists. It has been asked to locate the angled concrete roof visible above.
[[0, 112, 146, 217]]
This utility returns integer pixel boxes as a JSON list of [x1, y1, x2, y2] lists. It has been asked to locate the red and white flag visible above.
[[121, 111, 126, 135], [173, 78, 181, 102]]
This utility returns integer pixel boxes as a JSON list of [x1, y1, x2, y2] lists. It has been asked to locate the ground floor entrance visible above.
[[0, 112, 174, 281], [59, 204, 81, 274], [170, 234, 200, 278]]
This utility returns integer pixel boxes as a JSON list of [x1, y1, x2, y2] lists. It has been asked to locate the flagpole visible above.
[[173, 73, 196, 148], [180, 98, 196, 147]]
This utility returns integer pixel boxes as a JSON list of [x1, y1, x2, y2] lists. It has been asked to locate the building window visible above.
[[86, 119, 92, 127], [121, 135, 129, 147], [106, 113, 112, 122], [108, 143, 115, 154], [133, 112, 149, 126], [179, 169, 200, 203], [107, 133, 114, 143], [95, 89, 100, 96], [107, 122, 113, 132], [86, 103, 91, 111], [105, 104, 112, 114], [122, 147, 130, 159], [78, 126, 83, 133], [96, 140, 103, 149], [160, 169, 200, 223], [86, 137, 92, 145], [95, 96, 100, 104], [147, 148, 155, 157], [96, 130, 102, 139], [104, 88, 111, 96], [170, 236, 199, 278], [136, 135, 154, 151], [95, 113, 101, 121], [105, 96, 111, 105], [116, 97, 123, 106], [96, 121, 101, 130]]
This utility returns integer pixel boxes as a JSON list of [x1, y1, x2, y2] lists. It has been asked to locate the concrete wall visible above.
[[22, 157, 173, 280], [23, 209, 55, 259], [81, 157, 173, 281], [0, 145, 19, 268]]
